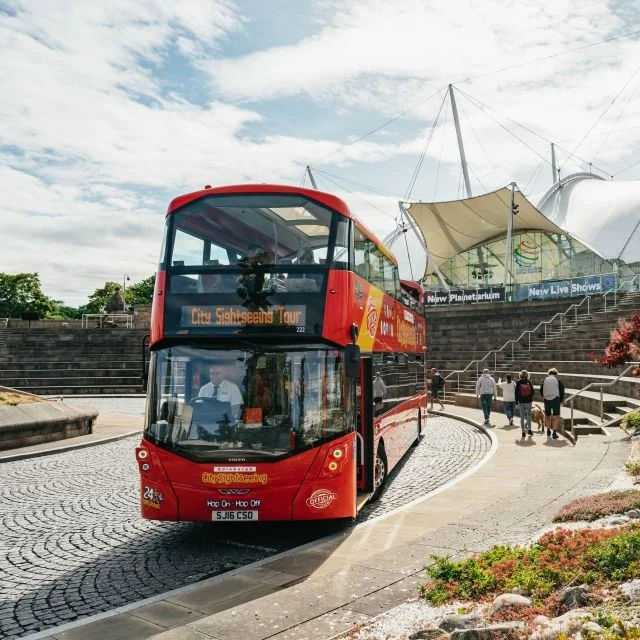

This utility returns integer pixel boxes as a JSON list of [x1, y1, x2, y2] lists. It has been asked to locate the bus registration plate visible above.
[[212, 510, 259, 521]]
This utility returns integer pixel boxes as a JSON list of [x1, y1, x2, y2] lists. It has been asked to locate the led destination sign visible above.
[[181, 305, 306, 328]]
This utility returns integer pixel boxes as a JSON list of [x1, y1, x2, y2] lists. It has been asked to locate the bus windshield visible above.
[[145, 345, 352, 461], [167, 193, 349, 277]]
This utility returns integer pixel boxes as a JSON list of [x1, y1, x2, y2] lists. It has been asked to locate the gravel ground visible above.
[[0, 415, 489, 639]]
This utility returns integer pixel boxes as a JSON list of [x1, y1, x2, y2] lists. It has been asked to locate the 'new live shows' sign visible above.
[[514, 274, 617, 301]]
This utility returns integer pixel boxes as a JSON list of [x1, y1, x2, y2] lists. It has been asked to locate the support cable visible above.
[[403, 91, 449, 201], [592, 74, 640, 164], [403, 223, 415, 280], [309, 171, 397, 221], [433, 92, 449, 200], [458, 97, 501, 188], [310, 88, 445, 166], [305, 29, 640, 170], [455, 87, 614, 178], [562, 63, 640, 172], [455, 29, 640, 85], [310, 167, 400, 198]]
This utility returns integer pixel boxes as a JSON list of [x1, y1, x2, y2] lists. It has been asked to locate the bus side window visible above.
[[354, 227, 369, 280]]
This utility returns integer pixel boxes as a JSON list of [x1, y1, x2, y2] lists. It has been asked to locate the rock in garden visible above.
[[439, 614, 483, 632], [582, 621, 603, 633], [533, 609, 590, 639], [489, 593, 531, 615], [532, 615, 550, 627], [449, 621, 524, 639], [626, 509, 640, 519], [409, 629, 448, 639], [620, 579, 640, 599], [557, 584, 590, 610]]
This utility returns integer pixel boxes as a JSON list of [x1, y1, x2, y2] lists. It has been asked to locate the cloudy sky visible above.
[[1, 0, 639, 305]]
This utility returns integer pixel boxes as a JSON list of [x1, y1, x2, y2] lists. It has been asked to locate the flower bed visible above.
[[0, 392, 40, 406], [552, 490, 640, 522], [419, 526, 640, 605]]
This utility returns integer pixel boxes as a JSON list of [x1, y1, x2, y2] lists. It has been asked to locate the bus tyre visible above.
[[371, 444, 387, 502], [412, 410, 422, 446]]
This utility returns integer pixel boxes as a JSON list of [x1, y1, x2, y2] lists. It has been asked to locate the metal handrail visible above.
[[603, 274, 640, 312], [442, 274, 640, 396], [564, 362, 640, 437]]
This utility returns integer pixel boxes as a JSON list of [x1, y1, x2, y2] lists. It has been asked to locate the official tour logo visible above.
[[366, 297, 378, 338], [306, 489, 337, 509]]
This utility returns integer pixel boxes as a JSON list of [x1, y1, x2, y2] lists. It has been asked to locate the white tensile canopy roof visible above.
[[538, 175, 640, 265], [406, 186, 568, 278]]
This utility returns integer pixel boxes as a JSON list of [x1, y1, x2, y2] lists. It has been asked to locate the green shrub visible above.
[[626, 461, 640, 477], [589, 529, 640, 580], [623, 409, 640, 431]]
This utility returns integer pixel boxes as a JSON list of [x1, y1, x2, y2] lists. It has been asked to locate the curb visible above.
[[0, 430, 142, 463]]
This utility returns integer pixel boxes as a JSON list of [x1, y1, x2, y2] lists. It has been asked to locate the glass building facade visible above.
[[423, 230, 617, 289]]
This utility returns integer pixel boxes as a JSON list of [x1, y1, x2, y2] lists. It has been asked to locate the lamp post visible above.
[[123, 273, 130, 308]]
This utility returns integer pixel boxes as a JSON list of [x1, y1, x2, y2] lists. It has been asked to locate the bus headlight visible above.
[[320, 443, 349, 478]]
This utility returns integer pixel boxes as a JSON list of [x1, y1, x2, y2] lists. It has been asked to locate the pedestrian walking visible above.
[[497, 374, 516, 426], [373, 371, 387, 416], [475, 368, 497, 426], [540, 367, 565, 439], [515, 370, 535, 438], [428, 367, 445, 410]]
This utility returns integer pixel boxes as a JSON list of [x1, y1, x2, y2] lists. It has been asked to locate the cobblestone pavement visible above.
[[0, 416, 489, 639]]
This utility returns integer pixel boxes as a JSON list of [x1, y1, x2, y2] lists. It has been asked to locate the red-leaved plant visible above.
[[589, 313, 640, 369]]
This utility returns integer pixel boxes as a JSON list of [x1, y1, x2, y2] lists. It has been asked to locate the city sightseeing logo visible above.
[[306, 489, 337, 509], [366, 297, 378, 338], [513, 239, 540, 268]]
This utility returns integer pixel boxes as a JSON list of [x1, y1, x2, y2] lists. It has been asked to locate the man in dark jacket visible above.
[[429, 368, 445, 410], [515, 369, 535, 438], [540, 367, 565, 439]]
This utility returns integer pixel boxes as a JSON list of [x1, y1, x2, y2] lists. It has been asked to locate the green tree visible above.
[[126, 275, 155, 305], [80, 281, 122, 314], [0, 273, 56, 318]]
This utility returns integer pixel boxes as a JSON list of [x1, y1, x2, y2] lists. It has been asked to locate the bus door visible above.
[[356, 356, 375, 493]]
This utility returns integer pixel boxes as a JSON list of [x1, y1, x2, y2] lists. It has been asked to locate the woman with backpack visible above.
[[515, 370, 535, 439]]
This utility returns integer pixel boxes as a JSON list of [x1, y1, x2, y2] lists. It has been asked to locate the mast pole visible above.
[[503, 183, 516, 288], [449, 84, 472, 198], [551, 143, 558, 184], [306, 165, 318, 189]]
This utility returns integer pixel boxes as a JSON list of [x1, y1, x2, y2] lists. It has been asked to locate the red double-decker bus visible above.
[[137, 184, 427, 522]]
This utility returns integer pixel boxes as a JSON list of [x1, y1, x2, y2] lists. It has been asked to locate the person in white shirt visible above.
[[475, 369, 497, 426], [373, 372, 387, 416], [497, 374, 517, 427], [199, 364, 243, 420]]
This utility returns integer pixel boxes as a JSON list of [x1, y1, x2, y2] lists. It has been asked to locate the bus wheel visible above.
[[411, 410, 422, 446], [371, 444, 387, 501]]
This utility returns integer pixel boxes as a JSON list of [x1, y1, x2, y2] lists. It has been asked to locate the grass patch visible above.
[[553, 490, 640, 522], [419, 526, 640, 605], [0, 392, 40, 406], [626, 461, 640, 478]]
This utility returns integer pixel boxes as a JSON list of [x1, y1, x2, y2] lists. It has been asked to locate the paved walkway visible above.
[[0, 410, 143, 463], [31, 407, 630, 640]]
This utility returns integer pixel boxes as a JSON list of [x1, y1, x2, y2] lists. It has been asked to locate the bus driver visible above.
[[199, 363, 244, 420]]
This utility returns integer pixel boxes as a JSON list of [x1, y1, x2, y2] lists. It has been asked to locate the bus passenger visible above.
[[199, 364, 243, 420]]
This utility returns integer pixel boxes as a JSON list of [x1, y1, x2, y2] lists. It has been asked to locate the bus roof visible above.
[[166, 183, 397, 266]]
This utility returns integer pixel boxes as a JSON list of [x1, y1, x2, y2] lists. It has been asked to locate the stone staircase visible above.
[[0, 328, 148, 395], [426, 291, 640, 438]]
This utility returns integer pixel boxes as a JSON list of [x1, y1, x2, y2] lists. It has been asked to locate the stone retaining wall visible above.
[[0, 401, 98, 450]]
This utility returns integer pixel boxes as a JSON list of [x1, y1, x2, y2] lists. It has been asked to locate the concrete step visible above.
[[0, 376, 141, 388]]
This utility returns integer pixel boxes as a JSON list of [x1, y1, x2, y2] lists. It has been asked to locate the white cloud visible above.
[[1, 0, 640, 304]]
